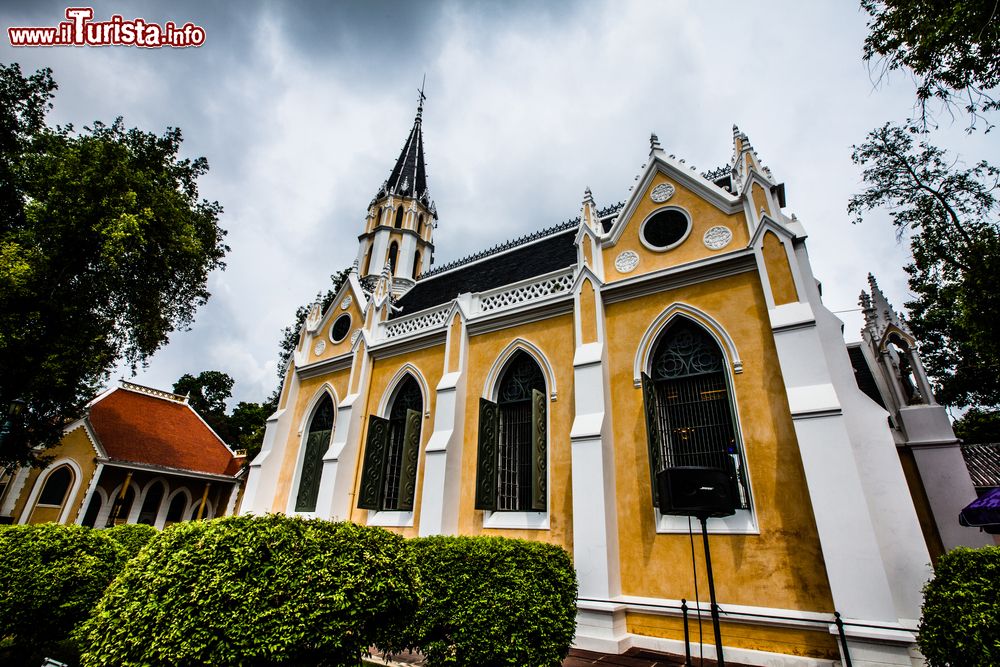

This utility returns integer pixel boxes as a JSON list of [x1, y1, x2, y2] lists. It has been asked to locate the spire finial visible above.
[[416, 74, 427, 121], [649, 132, 664, 158]]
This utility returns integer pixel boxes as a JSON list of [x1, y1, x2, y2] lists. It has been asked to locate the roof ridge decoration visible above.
[[369, 83, 437, 218], [119, 380, 189, 404], [731, 124, 775, 189], [420, 216, 581, 279], [860, 273, 913, 344]]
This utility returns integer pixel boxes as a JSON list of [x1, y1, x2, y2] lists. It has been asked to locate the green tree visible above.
[[953, 407, 1000, 443], [849, 122, 1000, 408], [173, 370, 235, 443], [0, 63, 227, 465], [862, 0, 1000, 129], [229, 400, 271, 461]]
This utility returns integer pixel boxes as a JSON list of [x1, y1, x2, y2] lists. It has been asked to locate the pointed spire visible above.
[[377, 81, 435, 216], [730, 123, 775, 188], [860, 273, 912, 341]]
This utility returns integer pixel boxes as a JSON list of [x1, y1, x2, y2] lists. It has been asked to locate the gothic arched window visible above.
[[413, 251, 421, 280], [394, 206, 404, 228], [164, 492, 188, 526], [37, 465, 73, 506], [294, 394, 335, 512], [475, 351, 547, 512], [358, 375, 422, 512], [641, 319, 748, 508], [416, 214, 424, 236], [106, 484, 136, 527], [388, 242, 399, 275]]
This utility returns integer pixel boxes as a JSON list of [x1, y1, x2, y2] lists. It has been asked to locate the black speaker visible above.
[[656, 466, 736, 519]]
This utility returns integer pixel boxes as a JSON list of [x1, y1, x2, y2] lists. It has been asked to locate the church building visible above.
[[242, 97, 987, 666]]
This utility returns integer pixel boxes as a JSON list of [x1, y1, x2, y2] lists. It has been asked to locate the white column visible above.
[[397, 233, 418, 279], [241, 373, 301, 515]]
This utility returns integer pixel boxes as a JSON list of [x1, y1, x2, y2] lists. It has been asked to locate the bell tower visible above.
[[356, 85, 437, 298]]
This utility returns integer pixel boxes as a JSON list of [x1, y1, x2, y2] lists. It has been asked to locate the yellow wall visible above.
[[17, 426, 97, 524], [272, 368, 352, 511], [752, 182, 772, 218], [762, 231, 798, 306], [310, 290, 365, 364], [579, 278, 598, 344], [604, 271, 834, 612], [447, 316, 463, 373], [457, 313, 576, 549], [350, 343, 445, 537], [626, 612, 839, 660]]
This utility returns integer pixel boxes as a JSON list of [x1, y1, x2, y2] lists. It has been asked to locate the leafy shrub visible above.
[[103, 522, 158, 560], [0, 523, 124, 666], [79, 514, 420, 667], [919, 546, 1000, 666], [385, 536, 578, 666]]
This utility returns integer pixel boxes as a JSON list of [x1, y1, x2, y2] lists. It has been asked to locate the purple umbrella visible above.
[[959, 486, 1000, 534]]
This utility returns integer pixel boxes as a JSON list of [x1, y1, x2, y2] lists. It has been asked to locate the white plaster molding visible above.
[[366, 510, 415, 527], [483, 510, 549, 530], [376, 363, 432, 418], [482, 338, 558, 401], [74, 464, 105, 525], [703, 225, 733, 250], [614, 251, 639, 274], [649, 182, 675, 203], [19, 458, 84, 525], [632, 303, 743, 388], [296, 384, 339, 436], [638, 206, 693, 253]]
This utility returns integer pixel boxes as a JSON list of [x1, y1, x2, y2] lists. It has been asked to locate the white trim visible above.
[[482, 338, 558, 402], [104, 478, 142, 525], [19, 458, 84, 525], [74, 463, 104, 525], [483, 510, 549, 530], [296, 383, 340, 436], [632, 303, 743, 387], [637, 206, 693, 252], [376, 364, 431, 419], [81, 486, 109, 526], [655, 508, 758, 534], [367, 510, 415, 527]]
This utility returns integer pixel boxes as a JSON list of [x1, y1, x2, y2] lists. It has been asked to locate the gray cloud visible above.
[[3, 0, 998, 408]]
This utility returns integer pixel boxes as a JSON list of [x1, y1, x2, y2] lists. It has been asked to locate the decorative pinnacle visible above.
[[582, 186, 595, 205], [649, 132, 663, 156], [416, 74, 426, 121]]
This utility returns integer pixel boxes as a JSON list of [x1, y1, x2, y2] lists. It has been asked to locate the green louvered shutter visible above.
[[396, 409, 421, 511], [530, 388, 547, 510], [358, 415, 389, 510], [641, 372, 664, 507], [294, 428, 331, 512], [474, 398, 500, 511]]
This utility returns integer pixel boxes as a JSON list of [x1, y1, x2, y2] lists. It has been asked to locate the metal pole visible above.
[[681, 598, 692, 666], [834, 611, 853, 667], [699, 516, 725, 667]]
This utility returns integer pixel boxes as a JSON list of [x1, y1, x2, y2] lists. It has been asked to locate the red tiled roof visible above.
[[88, 386, 239, 478]]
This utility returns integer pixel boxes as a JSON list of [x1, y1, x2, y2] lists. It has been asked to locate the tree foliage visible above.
[[850, 121, 1000, 407], [173, 370, 235, 443], [919, 546, 1000, 666], [0, 63, 227, 464], [79, 515, 419, 667], [862, 0, 1000, 129], [953, 407, 1000, 443], [0, 523, 126, 666]]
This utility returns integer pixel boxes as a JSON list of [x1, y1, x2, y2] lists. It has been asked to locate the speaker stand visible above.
[[699, 516, 725, 667]]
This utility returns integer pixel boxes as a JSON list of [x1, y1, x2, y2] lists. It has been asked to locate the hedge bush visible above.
[[0, 523, 125, 666], [384, 535, 578, 666], [104, 522, 159, 560], [919, 546, 1000, 666], [79, 514, 420, 667]]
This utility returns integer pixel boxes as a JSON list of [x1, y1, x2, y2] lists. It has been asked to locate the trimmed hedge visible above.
[[79, 514, 420, 667], [919, 546, 1000, 666], [104, 522, 158, 560], [385, 535, 578, 666], [0, 523, 125, 665]]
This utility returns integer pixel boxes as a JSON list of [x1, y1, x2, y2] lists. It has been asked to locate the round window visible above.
[[330, 314, 352, 343], [640, 209, 691, 251]]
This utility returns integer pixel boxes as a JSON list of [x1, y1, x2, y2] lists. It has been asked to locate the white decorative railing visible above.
[[476, 269, 574, 314], [383, 304, 451, 340]]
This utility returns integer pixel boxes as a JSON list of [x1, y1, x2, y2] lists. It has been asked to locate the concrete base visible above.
[[573, 602, 630, 654]]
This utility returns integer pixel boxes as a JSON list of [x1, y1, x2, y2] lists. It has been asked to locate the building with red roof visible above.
[[0, 381, 245, 527]]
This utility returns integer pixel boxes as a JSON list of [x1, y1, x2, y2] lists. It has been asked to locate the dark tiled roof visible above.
[[394, 227, 579, 316], [962, 443, 1000, 488], [847, 344, 886, 409], [370, 104, 435, 216]]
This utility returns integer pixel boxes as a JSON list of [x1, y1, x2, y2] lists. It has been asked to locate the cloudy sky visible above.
[[3, 1, 998, 408]]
